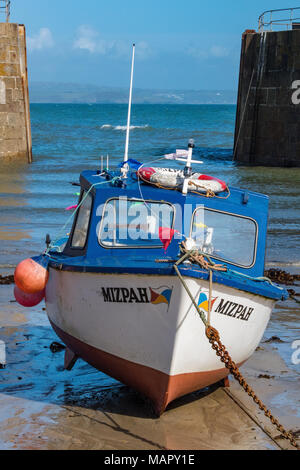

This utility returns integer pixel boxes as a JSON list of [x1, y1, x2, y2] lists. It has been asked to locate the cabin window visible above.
[[99, 198, 175, 248], [191, 208, 257, 268], [71, 192, 93, 249]]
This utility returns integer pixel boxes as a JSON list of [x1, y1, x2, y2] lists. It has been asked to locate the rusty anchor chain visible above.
[[174, 244, 299, 450], [205, 325, 299, 450]]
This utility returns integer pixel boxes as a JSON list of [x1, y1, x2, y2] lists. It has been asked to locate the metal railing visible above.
[[0, 0, 10, 22], [258, 7, 300, 32]]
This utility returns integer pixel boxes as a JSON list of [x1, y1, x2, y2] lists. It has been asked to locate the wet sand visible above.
[[0, 282, 299, 451]]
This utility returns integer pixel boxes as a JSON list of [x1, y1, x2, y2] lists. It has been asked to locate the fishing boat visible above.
[[13, 45, 288, 416], [40, 155, 287, 415]]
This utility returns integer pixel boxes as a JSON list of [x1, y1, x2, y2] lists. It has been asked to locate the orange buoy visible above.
[[14, 285, 45, 308], [14, 255, 49, 294]]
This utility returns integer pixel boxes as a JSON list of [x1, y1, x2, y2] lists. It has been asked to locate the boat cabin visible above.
[[60, 170, 268, 276], [47, 169, 287, 301]]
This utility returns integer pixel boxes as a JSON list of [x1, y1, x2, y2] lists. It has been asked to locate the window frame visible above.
[[70, 191, 93, 251], [98, 197, 176, 250], [190, 207, 258, 269]]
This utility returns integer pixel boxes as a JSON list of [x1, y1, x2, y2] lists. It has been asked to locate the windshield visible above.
[[99, 198, 175, 248], [191, 207, 257, 267], [71, 192, 92, 249]]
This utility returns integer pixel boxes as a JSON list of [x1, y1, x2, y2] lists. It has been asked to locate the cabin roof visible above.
[[80, 170, 269, 212]]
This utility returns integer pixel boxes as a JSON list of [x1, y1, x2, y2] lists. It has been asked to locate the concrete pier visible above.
[[234, 28, 300, 167], [0, 23, 32, 162]]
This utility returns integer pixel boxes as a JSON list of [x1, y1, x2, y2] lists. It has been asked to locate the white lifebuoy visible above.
[[137, 167, 227, 194]]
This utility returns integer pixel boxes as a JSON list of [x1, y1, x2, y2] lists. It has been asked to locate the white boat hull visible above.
[[45, 268, 275, 414]]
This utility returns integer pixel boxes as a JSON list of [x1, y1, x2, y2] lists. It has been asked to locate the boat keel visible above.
[[64, 347, 78, 371]]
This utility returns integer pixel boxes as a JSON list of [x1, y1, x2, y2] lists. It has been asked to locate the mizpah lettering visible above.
[[101, 286, 172, 307], [101, 287, 150, 304], [215, 298, 254, 322]]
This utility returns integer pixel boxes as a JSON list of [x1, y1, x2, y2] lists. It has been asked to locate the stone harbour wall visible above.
[[234, 29, 300, 167], [0, 23, 32, 161]]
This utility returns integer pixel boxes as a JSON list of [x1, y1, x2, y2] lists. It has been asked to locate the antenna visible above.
[[0, 1, 10, 22], [182, 139, 195, 195], [184, 139, 195, 178], [121, 43, 136, 178]]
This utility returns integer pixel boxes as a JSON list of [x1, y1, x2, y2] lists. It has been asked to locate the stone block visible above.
[[243, 121, 254, 139], [0, 23, 7, 36], [272, 88, 291, 106], [7, 24, 18, 35], [12, 88, 24, 101], [0, 101, 23, 113], [263, 120, 285, 140], [17, 138, 27, 153], [255, 122, 266, 140], [15, 77, 22, 89], [260, 71, 280, 89], [292, 52, 300, 69], [2, 77, 15, 89], [288, 123, 298, 143], [0, 63, 20, 77], [5, 87, 13, 103], [9, 50, 18, 64], [0, 49, 8, 62], [288, 140, 300, 156], [267, 88, 277, 105], [241, 137, 252, 157], [0, 138, 19, 154], [0, 112, 7, 125], [0, 125, 25, 140], [0, 78, 5, 104], [283, 105, 300, 123], [7, 112, 22, 126], [0, 37, 11, 47], [257, 87, 268, 105], [244, 102, 256, 122]]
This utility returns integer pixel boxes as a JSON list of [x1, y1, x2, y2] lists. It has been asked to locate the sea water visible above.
[[0, 103, 299, 376]]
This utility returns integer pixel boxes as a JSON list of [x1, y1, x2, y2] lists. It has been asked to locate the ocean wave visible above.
[[101, 124, 150, 131]]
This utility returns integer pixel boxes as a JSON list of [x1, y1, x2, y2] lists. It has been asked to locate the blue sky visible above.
[[9, 1, 293, 90]]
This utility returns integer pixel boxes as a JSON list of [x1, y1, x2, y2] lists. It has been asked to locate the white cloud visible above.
[[187, 44, 230, 60], [210, 45, 229, 58], [73, 25, 111, 54], [27, 28, 54, 51], [135, 41, 152, 59], [73, 25, 152, 59]]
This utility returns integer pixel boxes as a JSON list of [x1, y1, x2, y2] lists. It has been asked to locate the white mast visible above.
[[182, 139, 195, 195], [122, 43, 136, 178]]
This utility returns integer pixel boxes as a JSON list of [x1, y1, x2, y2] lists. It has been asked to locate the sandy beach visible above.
[[1, 0, 300, 454], [0, 280, 299, 451]]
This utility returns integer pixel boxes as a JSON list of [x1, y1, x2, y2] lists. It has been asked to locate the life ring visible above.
[[137, 167, 227, 194]]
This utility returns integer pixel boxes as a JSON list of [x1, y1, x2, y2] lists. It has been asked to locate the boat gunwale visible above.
[[46, 256, 287, 301]]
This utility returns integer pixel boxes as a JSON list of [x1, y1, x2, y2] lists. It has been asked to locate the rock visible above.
[[258, 374, 275, 379], [264, 336, 284, 344], [291, 430, 300, 439], [50, 342, 66, 353], [264, 269, 299, 286], [0, 274, 14, 285]]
